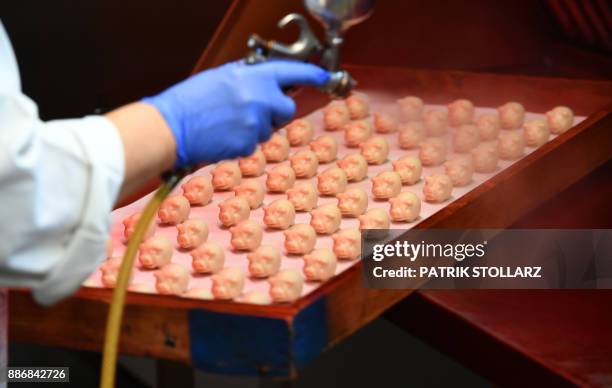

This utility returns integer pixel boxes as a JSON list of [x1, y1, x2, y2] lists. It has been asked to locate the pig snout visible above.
[[286, 240, 298, 251], [242, 161, 253, 172], [304, 265, 317, 279], [102, 274, 117, 287], [249, 262, 265, 277], [220, 212, 233, 224], [390, 207, 403, 218], [178, 233, 190, 247], [320, 182, 332, 192], [270, 285, 286, 300], [213, 284, 229, 299], [312, 219, 326, 232], [184, 191, 196, 202], [373, 185, 387, 196], [232, 237, 243, 248], [158, 209, 170, 221], [125, 227, 135, 238], [157, 282, 171, 294], [263, 214, 273, 225], [192, 259, 208, 272], [140, 255, 153, 268], [288, 132, 300, 142], [335, 246, 347, 257]]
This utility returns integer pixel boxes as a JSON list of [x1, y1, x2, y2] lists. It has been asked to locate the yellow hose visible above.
[[100, 171, 185, 388]]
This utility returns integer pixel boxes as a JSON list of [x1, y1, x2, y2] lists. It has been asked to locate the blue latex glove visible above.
[[142, 60, 329, 167]]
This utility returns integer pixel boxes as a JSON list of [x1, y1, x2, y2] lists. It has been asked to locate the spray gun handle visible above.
[[245, 13, 354, 98]]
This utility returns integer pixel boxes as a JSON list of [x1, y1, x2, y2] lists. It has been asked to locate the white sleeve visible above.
[[0, 90, 125, 305]]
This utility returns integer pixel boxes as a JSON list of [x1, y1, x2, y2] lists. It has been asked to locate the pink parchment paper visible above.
[[84, 93, 584, 303]]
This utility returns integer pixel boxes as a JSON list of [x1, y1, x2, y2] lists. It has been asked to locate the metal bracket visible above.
[[246, 14, 323, 64], [246, 13, 354, 97]]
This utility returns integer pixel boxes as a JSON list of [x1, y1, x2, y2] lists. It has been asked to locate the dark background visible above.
[[1, 0, 610, 120], [0, 0, 230, 119]]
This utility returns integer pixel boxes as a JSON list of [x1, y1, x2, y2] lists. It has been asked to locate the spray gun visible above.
[[246, 0, 375, 98]]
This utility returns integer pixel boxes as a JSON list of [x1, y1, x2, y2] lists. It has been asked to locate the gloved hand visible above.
[[142, 60, 329, 167]]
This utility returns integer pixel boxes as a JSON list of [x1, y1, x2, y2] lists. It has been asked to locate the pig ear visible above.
[[303, 253, 312, 261], [246, 253, 254, 261], [392, 161, 399, 168], [217, 203, 223, 209], [229, 226, 236, 233], [358, 215, 367, 223], [211, 274, 220, 283], [331, 233, 339, 241], [282, 230, 290, 237]]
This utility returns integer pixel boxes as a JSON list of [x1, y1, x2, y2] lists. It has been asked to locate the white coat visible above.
[[0, 21, 124, 305]]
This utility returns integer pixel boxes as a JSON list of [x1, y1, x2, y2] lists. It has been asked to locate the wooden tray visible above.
[[9, 67, 612, 377]]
